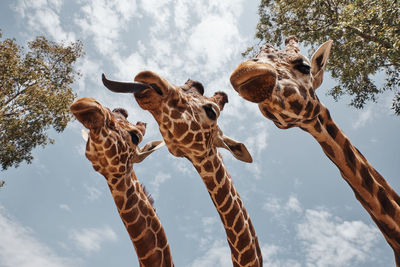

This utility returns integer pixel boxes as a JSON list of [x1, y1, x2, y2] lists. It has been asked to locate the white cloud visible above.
[[173, 0, 190, 30], [353, 108, 373, 129], [75, 0, 138, 55], [139, 0, 171, 16], [262, 197, 381, 266], [262, 197, 281, 214], [124, 0, 248, 82], [111, 51, 147, 81], [59, 204, 71, 212], [0, 206, 79, 267], [69, 225, 117, 254], [167, 154, 195, 176], [14, 0, 75, 42], [85, 184, 102, 201], [150, 171, 172, 199], [190, 240, 231, 267], [138, 0, 172, 39], [263, 195, 302, 216], [244, 121, 269, 157], [286, 195, 303, 213], [75, 56, 102, 93], [186, 14, 242, 75], [202, 216, 218, 234], [182, 211, 222, 250], [297, 209, 379, 267], [113, 0, 139, 21], [261, 244, 301, 267]]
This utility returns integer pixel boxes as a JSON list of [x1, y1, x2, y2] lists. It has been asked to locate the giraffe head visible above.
[[70, 97, 164, 178], [102, 72, 252, 164], [230, 36, 333, 129]]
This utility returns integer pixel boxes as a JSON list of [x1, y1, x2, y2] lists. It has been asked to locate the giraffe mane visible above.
[[140, 183, 155, 210]]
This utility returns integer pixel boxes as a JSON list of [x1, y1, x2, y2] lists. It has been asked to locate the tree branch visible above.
[[344, 26, 392, 49]]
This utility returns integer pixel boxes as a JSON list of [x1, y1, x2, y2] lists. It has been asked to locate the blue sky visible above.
[[0, 0, 399, 266]]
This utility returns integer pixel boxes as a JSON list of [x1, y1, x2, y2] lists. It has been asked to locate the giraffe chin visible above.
[[230, 61, 276, 103]]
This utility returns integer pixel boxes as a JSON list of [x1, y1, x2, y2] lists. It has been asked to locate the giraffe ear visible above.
[[217, 135, 253, 163], [134, 140, 165, 163], [310, 40, 332, 90]]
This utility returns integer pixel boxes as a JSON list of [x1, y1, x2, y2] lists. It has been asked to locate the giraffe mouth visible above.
[[70, 98, 101, 114], [230, 61, 277, 103], [134, 71, 169, 97]]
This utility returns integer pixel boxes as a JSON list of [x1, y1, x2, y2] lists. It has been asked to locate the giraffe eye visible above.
[[294, 63, 311, 75], [129, 131, 140, 145], [203, 105, 217, 120]]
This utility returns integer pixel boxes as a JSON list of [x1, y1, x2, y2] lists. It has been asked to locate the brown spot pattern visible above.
[[344, 139, 356, 174], [262, 108, 278, 121], [173, 122, 188, 138], [139, 200, 149, 216], [125, 194, 139, 210], [116, 178, 126, 191], [215, 165, 225, 184], [283, 86, 296, 97], [181, 132, 194, 144], [225, 203, 239, 228], [320, 141, 335, 158], [378, 186, 396, 217], [135, 229, 156, 258], [215, 183, 230, 206], [240, 247, 256, 266], [326, 123, 339, 139], [312, 104, 321, 117], [236, 231, 251, 251], [203, 160, 213, 172], [156, 229, 168, 248], [127, 216, 146, 239], [114, 195, 124, 210], [121, 208, 139, 223], [314, 121, 322, 133], [141, 250, 162, 266], [360, 164, 374, 195], [289, 100, 303, 115], [304, 102, 314, 118]]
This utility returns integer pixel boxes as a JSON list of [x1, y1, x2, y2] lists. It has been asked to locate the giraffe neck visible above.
[[188, 151, 262, 267], [301, 105, 400, 264], [105, 170, 174, 267]]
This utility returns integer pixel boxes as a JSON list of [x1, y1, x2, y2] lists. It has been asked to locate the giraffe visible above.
[[229, 36, 400, 266], [102, 73, 263, 267], [70, 97, 174, 267]]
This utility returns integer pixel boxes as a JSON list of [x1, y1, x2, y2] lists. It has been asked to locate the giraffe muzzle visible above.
[[70, 97, 105, 129], [230, 61, 277, 103]]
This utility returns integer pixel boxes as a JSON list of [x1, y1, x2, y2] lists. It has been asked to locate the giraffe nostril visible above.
[[137, 121, 147, 128], [150, 83, 163, 95]]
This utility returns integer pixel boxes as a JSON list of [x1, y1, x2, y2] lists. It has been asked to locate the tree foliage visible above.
[[0, 31, 83, 170], [248, 0, 400, 114]]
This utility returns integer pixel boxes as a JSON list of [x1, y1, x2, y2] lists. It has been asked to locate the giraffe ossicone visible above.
[[230, 36, 400, 266], [103, 73, 263, 267], [70, 97, 173, 267]]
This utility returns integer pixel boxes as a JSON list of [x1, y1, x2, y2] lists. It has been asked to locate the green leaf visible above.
[[250, 0, 400, 114], [0, 31, 83, 170]]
